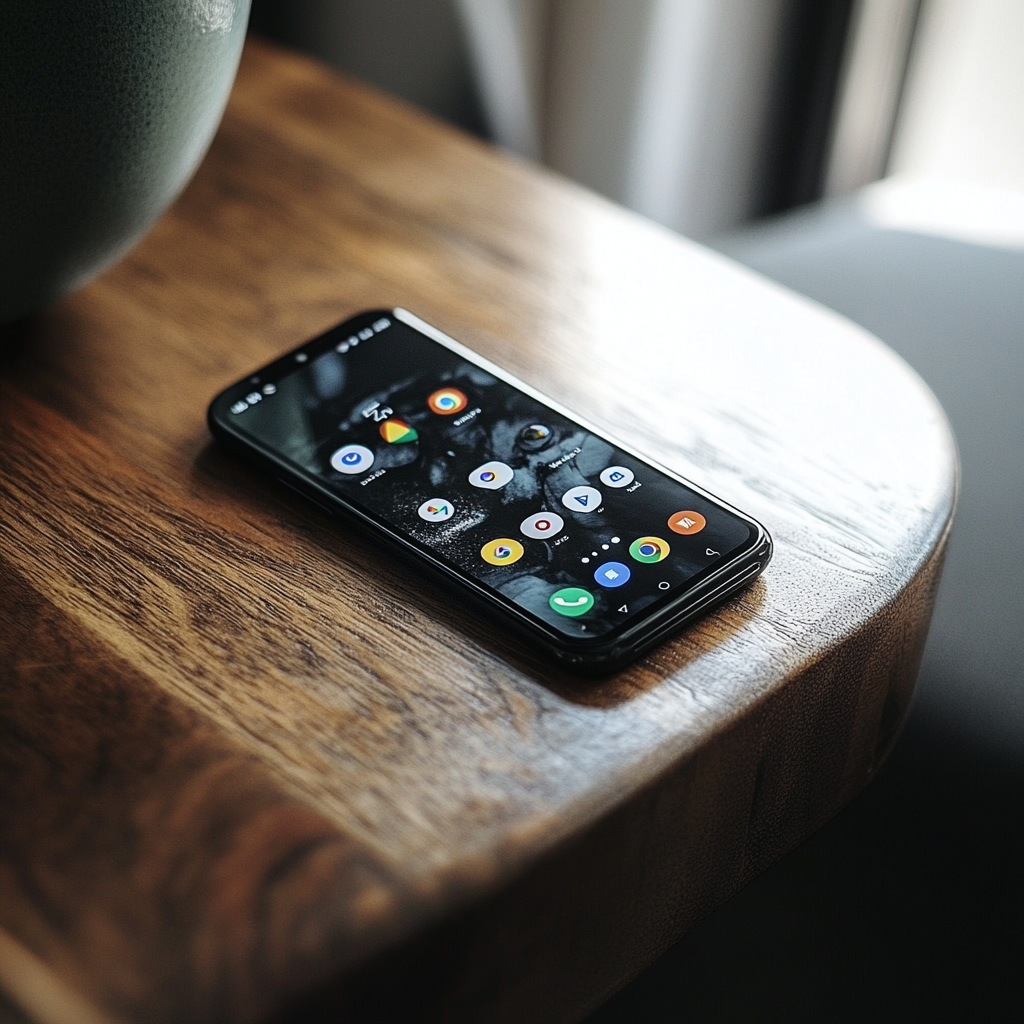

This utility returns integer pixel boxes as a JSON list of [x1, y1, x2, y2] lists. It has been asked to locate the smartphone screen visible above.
[[210, 310, 762, 649]]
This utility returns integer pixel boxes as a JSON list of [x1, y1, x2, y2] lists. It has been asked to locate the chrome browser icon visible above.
[[629, 536, 670, 563]]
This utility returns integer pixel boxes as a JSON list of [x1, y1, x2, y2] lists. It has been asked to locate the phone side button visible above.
[[277, 477, 336, 517]]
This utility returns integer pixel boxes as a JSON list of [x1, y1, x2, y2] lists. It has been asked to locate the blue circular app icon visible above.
[[330, 443, 374, 475], [594, 561, 631, 588]]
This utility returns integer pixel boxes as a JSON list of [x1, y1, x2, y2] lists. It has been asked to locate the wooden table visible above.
[[0, 40, 957, 1024]]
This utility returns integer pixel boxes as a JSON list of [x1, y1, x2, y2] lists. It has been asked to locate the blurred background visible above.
[[250, 1, 1023, 1019]]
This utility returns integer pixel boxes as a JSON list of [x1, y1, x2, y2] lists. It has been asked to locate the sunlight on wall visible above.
[[890, 0, 1024, 194]]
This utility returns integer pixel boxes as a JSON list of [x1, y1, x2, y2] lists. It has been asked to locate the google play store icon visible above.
[[380, 418, 418, 443]]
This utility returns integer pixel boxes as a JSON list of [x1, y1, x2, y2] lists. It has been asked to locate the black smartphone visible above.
[[208, 309, 771, 672]]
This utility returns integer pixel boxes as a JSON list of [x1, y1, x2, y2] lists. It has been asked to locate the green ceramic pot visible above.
[[1, 1, 251, 322]]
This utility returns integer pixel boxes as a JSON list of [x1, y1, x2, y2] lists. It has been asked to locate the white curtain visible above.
[[888, 0, 1024, 195], [256, 0, 798, 239], [455, 0, 787, 239]]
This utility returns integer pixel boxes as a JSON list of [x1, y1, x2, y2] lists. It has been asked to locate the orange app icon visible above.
[[427, 387, 468, 415], [667, 510, 706, 535]]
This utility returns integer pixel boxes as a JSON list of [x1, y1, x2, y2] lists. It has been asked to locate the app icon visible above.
[[668, 510, 707, 535], [469, 461, 514, 490], [330, 444, 374, 474], [481, 538, 525, 566], [418, 498, 454, 522], [518, 423, 553, 451], [380, 418, 418, 443], [594, 561, 631, 588], [561, 485, 603, 513], [520, 511, 565, 539], [600, 466, 635, 488], [362, 401, 393, 423], [629, 536, 671, 563], [428, 387, 468, 415], [549, 587, 595, 617]]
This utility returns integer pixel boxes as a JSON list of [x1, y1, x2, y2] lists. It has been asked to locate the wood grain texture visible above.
[[0, 39, 956, 1024]]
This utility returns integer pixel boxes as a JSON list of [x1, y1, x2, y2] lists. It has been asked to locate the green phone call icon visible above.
[[549, 587, 595, 617]]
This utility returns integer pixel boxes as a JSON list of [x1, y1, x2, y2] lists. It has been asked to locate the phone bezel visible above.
[[208, 308, 772, 670]]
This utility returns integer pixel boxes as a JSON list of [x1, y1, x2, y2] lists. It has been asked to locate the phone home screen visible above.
[[217, 313, 756, 640]]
